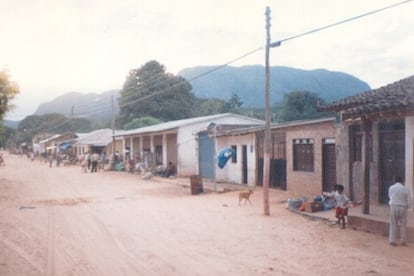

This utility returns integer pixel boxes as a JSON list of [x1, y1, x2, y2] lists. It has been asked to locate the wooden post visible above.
[[362, 118, 371, 214], [263, 6, 271, 216]]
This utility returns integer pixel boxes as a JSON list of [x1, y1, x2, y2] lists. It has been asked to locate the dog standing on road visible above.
[[239, 189, 254, 205]]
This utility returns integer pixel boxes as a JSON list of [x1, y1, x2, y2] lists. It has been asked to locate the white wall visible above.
[[215, 133, 256, 187], [177, 125, 199, 176], [177, 115, 262, 177]]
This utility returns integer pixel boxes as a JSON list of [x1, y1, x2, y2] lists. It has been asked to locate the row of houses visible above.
[[30, 75, 413, 215], [32, 129, 119, 161], [111, 74, 414, 215]]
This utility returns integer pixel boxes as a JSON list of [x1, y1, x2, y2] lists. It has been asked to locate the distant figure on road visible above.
[[91, 152, 100, 173], [0, 153, 5, 166]]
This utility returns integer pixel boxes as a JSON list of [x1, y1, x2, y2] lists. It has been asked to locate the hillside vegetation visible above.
[[179, 65, 370, 107]]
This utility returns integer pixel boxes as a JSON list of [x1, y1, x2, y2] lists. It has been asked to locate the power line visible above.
[[120, 0, 412, 109], [272, 0, 413, 46]]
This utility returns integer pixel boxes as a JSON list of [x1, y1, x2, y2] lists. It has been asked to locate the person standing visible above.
[[335, 184, 350, 229], [0, 152, 5, 166], [90, 152, 100, 173], [388, 176, 413, 246], [86, 152, 91, 170]]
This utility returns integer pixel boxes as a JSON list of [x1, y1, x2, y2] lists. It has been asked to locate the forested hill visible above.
[[26, 65, 370, 124], [34, 89, 120, 122], [178, 65, 370, 107]]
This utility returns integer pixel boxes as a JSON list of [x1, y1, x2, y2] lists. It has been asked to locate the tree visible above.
[[275, 91, 332, 122], [0, 69, 20, 121], [0, 125, 15, 148], [123, 116, 162, 130], [196, 98, 229, 116], [118, 60, 195, 126], [228, 93, 243, 110]]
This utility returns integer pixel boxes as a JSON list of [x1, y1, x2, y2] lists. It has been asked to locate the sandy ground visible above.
[[0, 151, 413, 276]]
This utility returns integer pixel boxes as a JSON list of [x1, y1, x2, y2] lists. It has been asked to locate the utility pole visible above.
[[263, 6, 271, 216], [111, 95, 116, 166]]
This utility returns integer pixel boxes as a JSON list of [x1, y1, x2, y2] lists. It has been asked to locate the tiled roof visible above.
[[319, 75, 414, 120]]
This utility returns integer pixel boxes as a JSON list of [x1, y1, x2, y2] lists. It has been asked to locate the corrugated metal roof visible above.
[[214, 117, 335, 136], [75, 128, 117, 146], [114, 113, 264, 137]]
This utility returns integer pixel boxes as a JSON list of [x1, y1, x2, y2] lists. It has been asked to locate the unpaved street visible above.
[[0, 152, 413, 276]]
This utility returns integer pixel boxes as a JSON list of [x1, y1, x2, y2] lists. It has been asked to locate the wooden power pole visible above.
[[263, 6, 271, 216]]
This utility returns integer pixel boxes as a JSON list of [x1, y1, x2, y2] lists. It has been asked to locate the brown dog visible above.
[[239, 189, 253, 205]]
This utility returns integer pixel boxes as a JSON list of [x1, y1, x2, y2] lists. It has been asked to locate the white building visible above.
[[113, 113, 264, 177]]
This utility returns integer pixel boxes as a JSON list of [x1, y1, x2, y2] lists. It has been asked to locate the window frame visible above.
[[293, 138, 314, 172]]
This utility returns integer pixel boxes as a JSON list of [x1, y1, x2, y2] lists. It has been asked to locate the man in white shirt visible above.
[[388, 176, 413, 246]]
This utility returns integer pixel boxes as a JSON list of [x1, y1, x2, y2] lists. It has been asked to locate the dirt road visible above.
[[0, 151, 412, 275]]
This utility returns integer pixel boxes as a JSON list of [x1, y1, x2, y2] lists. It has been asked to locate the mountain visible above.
[[34, 89, 120, 123], [178, 65, 370, 107], [3, 120, 19, 129], [30, 65, 370, 122]]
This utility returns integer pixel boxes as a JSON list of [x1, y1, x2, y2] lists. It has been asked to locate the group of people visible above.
[[81, 151, 106, 173]]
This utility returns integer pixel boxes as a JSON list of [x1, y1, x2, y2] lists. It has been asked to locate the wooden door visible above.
[[380, 130, 405, 203], [322, 142, 337, 192]]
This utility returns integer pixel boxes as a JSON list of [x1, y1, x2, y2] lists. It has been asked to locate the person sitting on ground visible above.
[[134, 159, 146, 174], [335, 184, 350, 229], [162, 161, 176, 178]]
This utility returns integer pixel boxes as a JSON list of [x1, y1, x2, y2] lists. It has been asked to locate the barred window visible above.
[[293, 139, 314, 172]]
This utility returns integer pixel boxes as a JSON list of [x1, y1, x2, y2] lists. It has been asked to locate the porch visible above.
[[153, 175, 414, 243], [293, 204, 414, 243]]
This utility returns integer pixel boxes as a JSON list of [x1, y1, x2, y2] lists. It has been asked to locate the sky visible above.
[[1, 0, 414, 120]]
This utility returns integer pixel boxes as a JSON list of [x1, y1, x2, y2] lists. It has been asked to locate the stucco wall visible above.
[[178, 116, 261, 177], [177, 125, 199, 176], [215, 134, 256, 187]]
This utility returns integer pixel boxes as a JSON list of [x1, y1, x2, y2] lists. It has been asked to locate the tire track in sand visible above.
[[45, 207, 55, 276]]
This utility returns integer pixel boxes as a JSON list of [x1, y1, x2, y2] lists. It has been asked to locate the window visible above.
[[293, 139, 314, 172], [231, 145, 237, 163]]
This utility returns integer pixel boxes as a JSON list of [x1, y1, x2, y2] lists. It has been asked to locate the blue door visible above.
[[198, 132, 214, 179]]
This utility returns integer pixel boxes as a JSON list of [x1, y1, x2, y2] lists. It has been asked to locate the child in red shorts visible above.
[[335, 185, 350, 229]]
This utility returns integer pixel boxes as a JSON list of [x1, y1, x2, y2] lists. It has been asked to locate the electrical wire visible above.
[[119, 0, 413, 109], [273, 0, 413, 46]]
